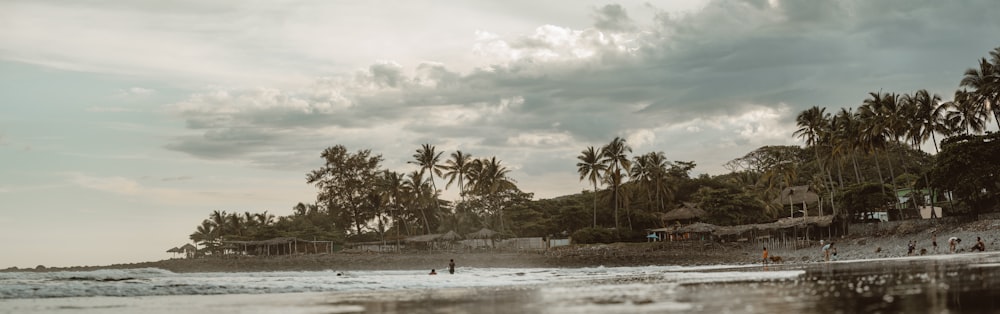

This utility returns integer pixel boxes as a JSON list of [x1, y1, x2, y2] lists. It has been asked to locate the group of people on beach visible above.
[[761, 234, 988, 265]]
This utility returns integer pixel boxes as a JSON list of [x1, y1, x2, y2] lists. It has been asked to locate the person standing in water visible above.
[[762, 247, 769, 265], [448, 259, 456, 274]]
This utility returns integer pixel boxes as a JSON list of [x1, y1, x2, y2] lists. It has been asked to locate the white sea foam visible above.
[[0, 265, 803, 299]]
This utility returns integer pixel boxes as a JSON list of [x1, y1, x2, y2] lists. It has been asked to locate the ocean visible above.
[[3, 252, 1000, 313]]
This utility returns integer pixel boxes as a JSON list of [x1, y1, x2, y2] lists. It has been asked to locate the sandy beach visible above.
[[9, 218, 999, 274]]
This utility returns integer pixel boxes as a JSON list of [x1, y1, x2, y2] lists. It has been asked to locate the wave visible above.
[[0, 265, 803, 299]]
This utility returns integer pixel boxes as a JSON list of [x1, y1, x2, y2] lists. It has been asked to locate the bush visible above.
[[571, 227, 618, 244]]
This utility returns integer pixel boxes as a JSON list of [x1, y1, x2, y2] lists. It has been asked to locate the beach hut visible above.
[[773, 185, 820, 217], [658, 202, 707, 226], [405, 233, 442, 251], [179, 243, 197, 258], [675, 222, 718, 241], [466, 228, 498, 249], [437, 230, 463, 250], [165, 247, 181, 258]]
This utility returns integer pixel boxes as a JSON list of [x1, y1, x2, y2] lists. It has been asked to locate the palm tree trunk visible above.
[[883, 146, 901, 219], [592, 182, 598, 228], [851, 149, 863, 183], [873, 151, 886, 194]]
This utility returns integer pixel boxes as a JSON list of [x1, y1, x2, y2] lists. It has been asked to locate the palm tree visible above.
[[576, 146, 605, 228], [409, 143, 444, 233], [833, 108, 864, 183], [600, 137, 632, 230], [960, 51, 1000, 129], [908, 89, 948, 153], [859, 92, 893, 196], [189, 219, 217, 253], [794, 106, 835, 216], [403, 170, 433, 234], [945, 89, 987, 135], [209, 210, 228, 240], [442, 150, 473, 202], [468, 157, 517, 233], [378, 170, 406, 250], [631, 151, 672, 212]]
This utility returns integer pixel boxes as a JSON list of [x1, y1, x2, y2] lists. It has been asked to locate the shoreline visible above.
[[8, 218, 999, 274]]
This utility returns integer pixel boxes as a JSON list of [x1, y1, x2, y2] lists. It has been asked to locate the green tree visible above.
[[306, 145, 384, 236], [837, 183, 896, 222], [927, 133, 1000, 215], [443, 150, 473, 202], [600, 137, 632, 230], [576, 146, 605, 228]]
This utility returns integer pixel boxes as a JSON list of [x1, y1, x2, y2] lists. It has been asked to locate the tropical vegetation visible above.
[[188, 46, 1000, 250]]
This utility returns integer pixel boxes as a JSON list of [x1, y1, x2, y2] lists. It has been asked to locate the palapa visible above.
[[467, 228, 498, 239], [659, 202, 707, 222], [405, 233, 442, 243], [772, 185, 820, 205], [439, 230, 463, 241], [674, 222, 717, 234]]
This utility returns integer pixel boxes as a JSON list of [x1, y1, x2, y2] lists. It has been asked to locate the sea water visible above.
[[2, 252, 1000, 313]]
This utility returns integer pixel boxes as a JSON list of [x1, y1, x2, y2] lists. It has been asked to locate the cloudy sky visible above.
[[2, 0, 998, 268]]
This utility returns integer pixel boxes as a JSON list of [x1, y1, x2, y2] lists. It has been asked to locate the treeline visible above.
[[188, 46, 1000, 249]]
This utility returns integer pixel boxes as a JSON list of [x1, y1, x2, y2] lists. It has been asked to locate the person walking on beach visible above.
[[762, 247, 769, 265], [448, 259, 456, 274], [907, 241, 916, 256], [822, 242, 834, 262], [949, 237, 961, 253]]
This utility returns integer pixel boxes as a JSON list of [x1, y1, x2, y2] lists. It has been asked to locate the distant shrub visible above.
[[571, 227, 618, 244]]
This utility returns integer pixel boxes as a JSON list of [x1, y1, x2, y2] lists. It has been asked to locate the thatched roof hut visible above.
[[675, 222, 718, 234], [772, 185, 820, 205], [467, 228, 498, 239], [406, 233, 442, 243], [659, 202, 707, 223], [439, 230, 463, 241]]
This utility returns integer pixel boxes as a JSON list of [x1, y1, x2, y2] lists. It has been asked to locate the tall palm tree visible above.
[[409, 144, 444, 233], [631, 151, 672, 212], [576, 146, 605, 228], [443, 150, 473, 202], [378, 170, 406, 249], [859, 92, 894, 196], [404, 170, 433, 234], [908, 89, 948, 153], [960, 52, 1000, 129], [600, 137, 632, 230], [945, 89, 987, 135], [468, 157, 517, 233], [794, 106, 835, 216], [833, 108, 864, 183]]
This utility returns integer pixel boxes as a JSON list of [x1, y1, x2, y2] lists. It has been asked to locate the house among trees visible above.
[[658, 202, 708, 226], [773, 185, 820, 217]]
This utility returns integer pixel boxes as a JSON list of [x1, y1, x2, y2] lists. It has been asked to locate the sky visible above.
[[1, 0, 999, 269]]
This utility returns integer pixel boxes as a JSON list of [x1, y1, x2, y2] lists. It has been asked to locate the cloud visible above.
[[12, 0, 1000, 198], [161, 176, 193, 182], [69, 173, 142, 195], [115, 87, 155, 98], [159, 0, 1000, 185]]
